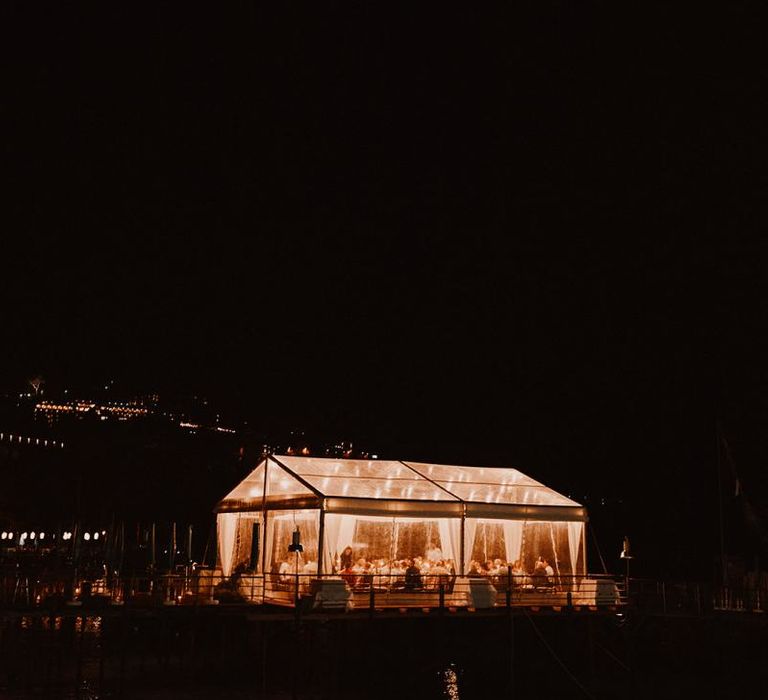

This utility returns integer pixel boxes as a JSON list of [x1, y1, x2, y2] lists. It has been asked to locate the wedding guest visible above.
[[340, 546, 354, 570], [404, 559, 422, 590], [544, 559, 554, 583], [425, 541, 443, 563]]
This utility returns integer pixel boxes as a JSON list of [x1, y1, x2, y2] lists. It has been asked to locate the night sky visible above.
[[4, 5, 768, 574]]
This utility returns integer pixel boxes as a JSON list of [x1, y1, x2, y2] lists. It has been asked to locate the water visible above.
[[441, 664, 461, 699], [2, 609, 767, 698]]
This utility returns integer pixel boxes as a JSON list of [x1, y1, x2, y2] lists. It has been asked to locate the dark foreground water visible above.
[[1, 607, 766, 699]]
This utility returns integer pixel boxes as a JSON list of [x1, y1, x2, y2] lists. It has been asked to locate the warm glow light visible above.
[[84, 533, 91, 541], [93, 532, 99, 540]]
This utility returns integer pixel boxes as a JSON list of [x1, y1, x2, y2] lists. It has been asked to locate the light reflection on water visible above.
[[20, 614, 101, 632], [441, 663, 460, 699], [7, 614, 460, 699]]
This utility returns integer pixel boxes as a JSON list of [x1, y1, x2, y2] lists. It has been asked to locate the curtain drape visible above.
[[264, 512, 276, 573], [437, 518, 461, 569], [463, 519, 477, 573], [322, 514, 358, 573], [567, 521, 584, 575], [217, 512, 239, 577], [322, 514, 340, 574], [502, 521, 524, 565], [337, 514, 357, 559]]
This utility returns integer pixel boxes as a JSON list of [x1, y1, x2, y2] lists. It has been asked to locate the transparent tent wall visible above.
[[520, 520, 584, 577], [264, 509, 320, 578], [220, 512, 586, 581], [464, 519, 523, 573], [322, 514, 461, 574], [464, 519, 585, 576], [216, 512, 264, 577]]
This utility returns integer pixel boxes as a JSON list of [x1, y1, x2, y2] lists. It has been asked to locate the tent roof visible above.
[[217, 455, 583, 516]]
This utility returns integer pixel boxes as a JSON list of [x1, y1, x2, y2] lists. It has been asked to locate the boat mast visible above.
[[716, 421, 727, 584]]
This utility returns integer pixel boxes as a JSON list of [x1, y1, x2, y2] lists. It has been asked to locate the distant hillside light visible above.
[[93, 532, 99, 540], [84, 533, 91, 541]]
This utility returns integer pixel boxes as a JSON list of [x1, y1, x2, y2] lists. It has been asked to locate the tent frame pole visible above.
[[317, 502, 326, 578], [260, 453, 269, 576], [460, 503, 466, 574]]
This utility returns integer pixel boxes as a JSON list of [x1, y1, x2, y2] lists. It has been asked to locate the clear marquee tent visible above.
[[215, 456, 587, 583]]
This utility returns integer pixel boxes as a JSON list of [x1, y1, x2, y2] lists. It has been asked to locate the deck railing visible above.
[[0, 568, 625, 612], [5, 569, 764, 616]]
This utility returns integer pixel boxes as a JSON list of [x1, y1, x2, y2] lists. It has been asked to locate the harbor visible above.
[[1, 594, 766, 699]]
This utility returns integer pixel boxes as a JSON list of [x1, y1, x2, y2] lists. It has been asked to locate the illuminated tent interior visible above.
[[215, 456, 587, 599]]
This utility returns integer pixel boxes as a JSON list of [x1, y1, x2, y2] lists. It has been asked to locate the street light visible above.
[[288, 528, 303, 610]]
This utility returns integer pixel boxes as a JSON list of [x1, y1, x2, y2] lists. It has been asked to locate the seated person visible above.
[[511, 559, 525, 585], [467, 560, 485, 578], [390, 560, 407, 589], [372, 559, 390, 588], [403, 559, 423, 591], [299, 560, 317, 593], [278, 560, 292, 584], [425, 541, 443, 563], [302, 560, 317, 575], [543, 559, 555, 584], [352, 557, 371, 589], [532, 556, 547, 586], [431, 560, 451, 590]]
